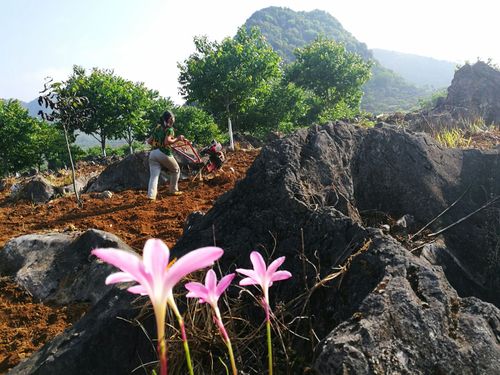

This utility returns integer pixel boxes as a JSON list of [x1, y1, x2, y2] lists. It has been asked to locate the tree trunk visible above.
[[101, 134, 107, 157], [226, 104, 234, 151], [62, 123, 81, 206], [127, 127, 133, 155]]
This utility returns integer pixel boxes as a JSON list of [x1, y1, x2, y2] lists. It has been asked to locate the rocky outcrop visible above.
[[313, 236, 500, 374], [174, 122, 500, 373], [178, 122, 500, 306], [11, 122, 500, 374], [85, 151, 185, 193], [0, 229, 133, 305], [9, 289, 156, 375], [15, 176, 55, 203], [9, 175, 89, 203], [436, 61, 500, 125], [403, 61, 500, 132], [85, 151, 152, 192]]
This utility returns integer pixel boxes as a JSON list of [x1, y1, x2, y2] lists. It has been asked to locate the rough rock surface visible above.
[[85, 151, 185, 192], [85, 151, 153, 192], [9, 175, 89, 203], [15, 176, 55, 203], [174, 122, 500, 373], [9, 290, 155, 375], [11, 122, 500, 374], [313, 236, 500, 374], [178, 122, 500, 306], [0, 229, 133, 305], [401, 61, 500, 132], [436, 61, 500, 125]]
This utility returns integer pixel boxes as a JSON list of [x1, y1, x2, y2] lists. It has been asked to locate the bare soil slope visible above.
[[0, 149, 259, 373]]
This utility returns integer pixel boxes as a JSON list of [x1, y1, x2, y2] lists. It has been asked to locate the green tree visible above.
[[38, 75, 93, 205], [68, 66, 174, 156], [286, 37, 372, 121], [173, 105, 226, 146], [238, 80, 312, 136], [0, 99, 83, 176], [67, 66, 127, 156], [178, 26, 282, 147], [116, 82, 173, 154], [35, 122, 84, 170], [0, 99, 40, 175]]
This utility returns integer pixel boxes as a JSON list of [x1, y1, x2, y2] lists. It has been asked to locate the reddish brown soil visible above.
[[0, 149, 259, 373]]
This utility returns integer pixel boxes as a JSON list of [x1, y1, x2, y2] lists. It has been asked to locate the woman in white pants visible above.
[[147, 111, 186, 200]]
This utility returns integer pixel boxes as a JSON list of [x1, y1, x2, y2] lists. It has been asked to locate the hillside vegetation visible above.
[[244, 6, 431, 113]]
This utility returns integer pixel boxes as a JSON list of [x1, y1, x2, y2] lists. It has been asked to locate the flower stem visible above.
[[264, 298, 273, 375], [169, 299, 194, 375], [158, 338, 167, 375], [214, 308, 238, 375], [225, 337, 238, 375], [266, 318, 273, 375], [179, 319, 194, 375], [154, 307, 168, 375]]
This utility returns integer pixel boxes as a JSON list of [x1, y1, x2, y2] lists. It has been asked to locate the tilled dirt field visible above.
[[0, 149, 259, 373]]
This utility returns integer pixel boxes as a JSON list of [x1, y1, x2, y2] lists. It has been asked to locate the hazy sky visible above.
[[1, 0, 498, 104]]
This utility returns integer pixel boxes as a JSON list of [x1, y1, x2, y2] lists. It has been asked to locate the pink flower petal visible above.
[[205, 269, 217, 291], [166, 247, 223, 288], [235, 268, 259, 282], [127, 285, 148, 295], [239, 277, 259, 286], [92, 248, 146, 284], [185, 282, 209, 301], [105, 272, 136, 284], [270, 270, 292, 282], [216, 273, 235, 297], [143, 239, 170, 281], [267, 256, 286, 275], [250, 251, 267, 277]]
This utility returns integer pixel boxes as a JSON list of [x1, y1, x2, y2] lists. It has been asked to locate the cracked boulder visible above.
[[0, 229, 133, 305]]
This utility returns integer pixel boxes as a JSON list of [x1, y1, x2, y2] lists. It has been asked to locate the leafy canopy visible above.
[[178, 26, 282, 132], [286, 37, 372, 120], [173, 105, 226, 146], [0, 99, 41, 175], [65, 66, 171, 156]]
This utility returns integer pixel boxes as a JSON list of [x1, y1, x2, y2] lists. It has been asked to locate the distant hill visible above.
[[372, 49, 456, 89], [24, 98, 45, 117], [245, 7, 372, 63], [244, 7, 431, 113]]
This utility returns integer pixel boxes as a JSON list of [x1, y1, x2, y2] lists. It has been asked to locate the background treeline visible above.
[[2, 7, 448, 176]]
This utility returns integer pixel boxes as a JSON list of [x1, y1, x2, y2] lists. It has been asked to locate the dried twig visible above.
[[409, 184, 471, 240], [427, 195, 500, 237]]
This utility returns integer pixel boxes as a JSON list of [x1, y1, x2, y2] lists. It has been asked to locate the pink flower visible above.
[[236, 251, 291, 375], [185, 269, 235, 309], [236, 251, 291, 318], [92, 239, 223, 375], [185, 269, 238, 374], [92, 239, 223, 309]]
